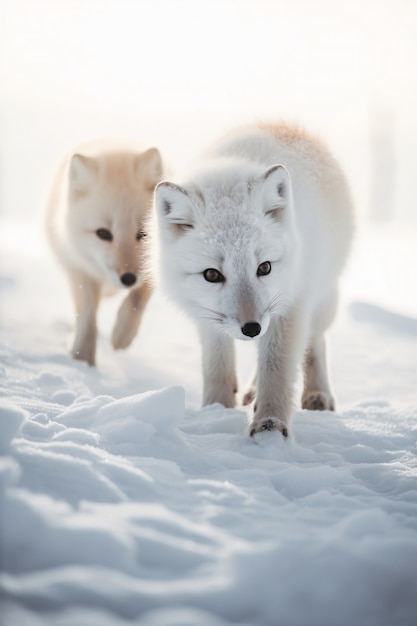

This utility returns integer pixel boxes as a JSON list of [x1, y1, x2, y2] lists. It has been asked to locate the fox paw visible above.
[[71, 347, 95, 366], [302, 391, 335, 411], [242, 387, 256, 406], [250, 416, 289, 438], [204, 386, 237, 410]]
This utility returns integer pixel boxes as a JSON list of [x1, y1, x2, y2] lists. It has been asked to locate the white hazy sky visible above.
[[1, 0, 417, 225]]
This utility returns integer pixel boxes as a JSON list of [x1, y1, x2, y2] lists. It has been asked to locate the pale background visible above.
[[1, 8, 417, 621], [1, 0, 417, 315]]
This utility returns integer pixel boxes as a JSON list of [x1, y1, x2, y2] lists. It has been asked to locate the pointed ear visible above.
[[154, 181, 195, 234], [137, 147, 163, 191], [69, 154, 98, 195], [259, 164, 291, 221]]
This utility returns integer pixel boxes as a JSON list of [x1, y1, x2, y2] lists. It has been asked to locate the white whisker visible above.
[[266, 290, 287, 317], [196, 314, 224, 325], [199, 305, 227, 320]]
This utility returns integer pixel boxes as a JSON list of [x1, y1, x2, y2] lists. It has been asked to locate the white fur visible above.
[[154, 124, 354, 436], [45, 141, 162, 365]]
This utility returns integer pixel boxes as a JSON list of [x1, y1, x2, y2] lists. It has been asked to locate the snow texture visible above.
[[1, 225, 417, 626]]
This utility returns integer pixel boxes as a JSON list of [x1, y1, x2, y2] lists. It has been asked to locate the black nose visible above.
[[120, 272, 137, 287], [241, 321, 261, 337]]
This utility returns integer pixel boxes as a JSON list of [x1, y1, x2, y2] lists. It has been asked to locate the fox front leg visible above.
[[198, 323, 238, 408], [70, 273, 100, 366], [250, 308, 305, 438], [111, 281, 152, 350]]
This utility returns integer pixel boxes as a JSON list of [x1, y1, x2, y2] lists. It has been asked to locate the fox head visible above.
[[67, 147, 162, 289], [155, 161, 301, 340]]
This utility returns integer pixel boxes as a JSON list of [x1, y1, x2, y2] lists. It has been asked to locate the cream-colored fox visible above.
[[154, 123, 354, 437], [45, 142, 162, 365]]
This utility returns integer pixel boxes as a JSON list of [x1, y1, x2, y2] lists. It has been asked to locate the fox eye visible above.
[[136, 230, 147, 241], [96, 228, 113, 241], [203, 268, 225, 283], [257, 261, 271, 276]]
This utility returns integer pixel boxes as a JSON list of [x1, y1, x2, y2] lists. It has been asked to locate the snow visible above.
[[2, 0, 417, 620], [0, 222, 417, 626]]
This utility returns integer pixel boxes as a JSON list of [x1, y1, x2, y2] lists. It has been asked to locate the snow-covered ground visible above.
[[2, 0, 417, 622], [0, 220, 416, 626]]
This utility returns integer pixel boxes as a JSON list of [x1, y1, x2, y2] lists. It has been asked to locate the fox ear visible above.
[[260, 164, 291, 221], [69, 154, 98, 195], [137, 147, 163, 191], [154, 181, 195, 234]]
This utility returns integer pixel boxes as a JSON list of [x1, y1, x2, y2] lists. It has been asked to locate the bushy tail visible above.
[[42, 154, 70, 266]]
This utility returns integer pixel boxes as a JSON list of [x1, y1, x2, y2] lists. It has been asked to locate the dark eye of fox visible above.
[[257, 261, 271, 276], [96, 228, 113, 241], [203, 268, 225, 283], [136, 231, 147, 241]]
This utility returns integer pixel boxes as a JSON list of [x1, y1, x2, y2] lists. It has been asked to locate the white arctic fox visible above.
[[154, 123, 354, 437], [45, 142, 162, 365]]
